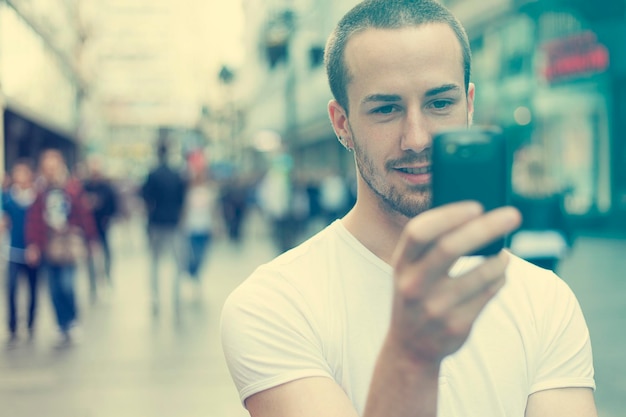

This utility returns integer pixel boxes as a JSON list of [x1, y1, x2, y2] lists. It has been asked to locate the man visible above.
[[82, 156, 119, 301], [221, 1, 597, 416], [140, 138, 187, 315], [26, 149, 98, 347], [2, 160, 39, 344]]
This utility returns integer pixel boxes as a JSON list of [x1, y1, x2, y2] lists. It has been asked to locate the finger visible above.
[[418, 252, 509, 339], [395, 207, 518, 296], [392, 201, 484, 270], [445, 253, 510, 333], [421, 206, 520, 280], [444, 250, 509, 306]]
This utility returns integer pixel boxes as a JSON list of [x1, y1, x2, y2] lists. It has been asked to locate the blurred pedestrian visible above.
[[319, 169, 350, 225], [140, 139, 187, 315], [291, 175, 311, 240], [256, 158, 297, 253], [181, 164, 218, 287], [82, 156, 119, 301], [2, 160, 39, 345], [219, 175, 249, 244], [25, 149, 98, 348], [510, 147, 573, 271]]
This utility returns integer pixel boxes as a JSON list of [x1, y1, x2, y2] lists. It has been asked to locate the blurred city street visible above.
[[1, 0, 625, 416], [0, 211, 277, 417], [0, 209, 623, 417]]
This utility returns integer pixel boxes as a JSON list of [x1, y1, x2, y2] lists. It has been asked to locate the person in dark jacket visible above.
[[2, 160, 39, 344], [82, 157, 119, 301], [140, 139, 187, 315]]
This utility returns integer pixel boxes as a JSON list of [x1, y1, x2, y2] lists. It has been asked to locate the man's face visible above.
[[40, 153, 65, 184], [330, 24, 475, 219], [12, 164, 33, 187]]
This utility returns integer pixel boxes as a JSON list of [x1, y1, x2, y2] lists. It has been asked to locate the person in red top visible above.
[[25, 149, 98, 347]]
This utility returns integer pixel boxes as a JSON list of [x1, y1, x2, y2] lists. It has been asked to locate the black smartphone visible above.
[[431, 126, 509, 256]]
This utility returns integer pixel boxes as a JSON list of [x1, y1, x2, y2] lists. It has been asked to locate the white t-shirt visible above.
[[183, 183, 216, 233], [221, 220, 595, 416]]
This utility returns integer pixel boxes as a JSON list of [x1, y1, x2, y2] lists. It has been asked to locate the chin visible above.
[[386, 196, 431, 218]]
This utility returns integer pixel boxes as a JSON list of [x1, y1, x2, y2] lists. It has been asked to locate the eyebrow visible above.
[[361, 94, 401, 105], [425, 84, 461, 97], [361, 84, 463, 105]]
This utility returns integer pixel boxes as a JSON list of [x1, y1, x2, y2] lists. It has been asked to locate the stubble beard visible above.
[[351, 136, 432, 219]]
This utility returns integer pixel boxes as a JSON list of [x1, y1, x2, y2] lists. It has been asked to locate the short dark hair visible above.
[[11, 158, 34, 172], [324, 0, 471, 113]]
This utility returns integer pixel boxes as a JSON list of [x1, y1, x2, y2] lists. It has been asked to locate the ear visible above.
[[467, 82, 475, 126], [328, 100, 354, 149]]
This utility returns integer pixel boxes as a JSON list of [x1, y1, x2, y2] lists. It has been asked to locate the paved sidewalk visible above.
[[557, 233, 626, 417]]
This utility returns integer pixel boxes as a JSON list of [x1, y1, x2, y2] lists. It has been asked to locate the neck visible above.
[[341, 198, 409, 264]]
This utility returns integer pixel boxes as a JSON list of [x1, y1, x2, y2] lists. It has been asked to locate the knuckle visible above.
[[404, 224, 431, 247], [421, 298, 446, 323], [395, 274, 414, 296], [395, 272, 424, 299], [445, 317, 471, 339], [433, 237, 459, 259]]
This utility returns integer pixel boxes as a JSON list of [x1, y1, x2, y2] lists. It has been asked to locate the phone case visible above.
[[432, 127, 509, 256]]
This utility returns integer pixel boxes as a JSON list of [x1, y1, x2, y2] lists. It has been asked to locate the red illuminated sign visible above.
[[542, 31, 609, 82]]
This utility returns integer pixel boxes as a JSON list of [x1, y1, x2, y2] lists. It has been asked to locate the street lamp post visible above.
[[218, 65, 239, 165]]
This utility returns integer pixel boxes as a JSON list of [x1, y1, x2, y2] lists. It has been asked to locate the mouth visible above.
[[396, 166, 431, 175], [393, 164, 431, 186]]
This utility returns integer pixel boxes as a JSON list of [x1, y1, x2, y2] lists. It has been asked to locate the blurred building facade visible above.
[[235, 0, 626, 231], [82, 0, 214, 178], [470, 0, 626, 230], [234, 0, 356, 181], [3, 0, 625, 230], [0, 0, 85, 173], [1, 0, 249, 182]]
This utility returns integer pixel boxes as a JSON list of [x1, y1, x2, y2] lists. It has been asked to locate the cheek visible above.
[[351, 121, 392, 149]]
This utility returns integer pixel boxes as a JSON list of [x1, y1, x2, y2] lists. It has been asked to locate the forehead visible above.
[[344, 24, 464, 101], [12, 164, 31, 173], [42, 152, 62, 163]]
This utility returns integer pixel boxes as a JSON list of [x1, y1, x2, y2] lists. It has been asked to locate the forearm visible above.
[[364, 336, 440, 417]]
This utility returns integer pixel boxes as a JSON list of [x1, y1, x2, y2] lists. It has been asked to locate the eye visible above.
[[371, 104, 399, 115], [428, 99, 455, 111]]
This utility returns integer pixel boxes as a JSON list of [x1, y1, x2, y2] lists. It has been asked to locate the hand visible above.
[[25, 245, 41, 267], [388, 201, 521, 367]]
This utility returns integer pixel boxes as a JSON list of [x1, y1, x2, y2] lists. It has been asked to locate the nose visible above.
[[400, 107, 431, 153]]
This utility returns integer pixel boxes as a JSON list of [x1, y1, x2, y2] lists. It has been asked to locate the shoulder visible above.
[[221, 225, 352, 402], [505, 253, 573, 295], [221, 222, 363, 337], [457, 253, 579, 316], [495, 253, 584, 328], [226, 225, 340, 303]]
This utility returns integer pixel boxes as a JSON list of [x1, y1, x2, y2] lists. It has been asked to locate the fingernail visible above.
[[467, 201, 483, 215], [503, 207, 521, 226]]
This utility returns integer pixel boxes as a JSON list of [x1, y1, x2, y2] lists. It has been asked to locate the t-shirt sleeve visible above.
[[530, 275, 596, 394], [220, 269, 333, 406]]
